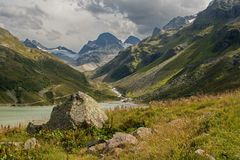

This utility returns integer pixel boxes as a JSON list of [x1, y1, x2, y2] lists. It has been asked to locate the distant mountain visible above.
[[93, 0, 240, 101], [23, 39, 78, 64], [47, 46, 79, 64], [76, 33, 140, 71], [163, 15, 196, 30], [23, 33, 140, 71], [79, 33, 123, 55], [23, 39, 48, 50], [124, 36, 141, 45]]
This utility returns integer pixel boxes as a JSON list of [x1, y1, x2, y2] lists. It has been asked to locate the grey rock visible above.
[[106, 132, 138, 150], [88, 132, 138, 155], [24, 138, 39, 150], [46, 91, 108, 130], [132, 127, 153, 139], [88, 143, 107, 154], [26, 122, 44, 134]]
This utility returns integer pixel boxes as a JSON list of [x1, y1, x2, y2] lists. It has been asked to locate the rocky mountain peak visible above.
[[163, 15, 196, 30], [209, 0, 240, 8], [95, 32, 122, 46], [194, 0, 240, 28], [23, 39, 48, 50]]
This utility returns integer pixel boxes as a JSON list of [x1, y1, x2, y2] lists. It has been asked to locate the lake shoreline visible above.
[[0, 101, 139, 127]]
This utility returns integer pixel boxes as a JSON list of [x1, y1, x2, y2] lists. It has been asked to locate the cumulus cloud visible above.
[[0, 4, 47, 30], [0, 0, 211, 51], [77, 0, 211, 34]]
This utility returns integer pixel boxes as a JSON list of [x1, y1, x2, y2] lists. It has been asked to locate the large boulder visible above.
[[46, 91, 108, 130]]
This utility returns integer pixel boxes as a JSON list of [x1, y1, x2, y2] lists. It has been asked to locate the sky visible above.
[[0, 0, 211, 52]]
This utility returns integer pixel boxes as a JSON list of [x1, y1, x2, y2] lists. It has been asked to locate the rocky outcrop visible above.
[[106, 132, 138, 150], [193, 0, 240, 29], [214, 28, 240, 52], [88, 132, 138, 155], [88, 128, 153, 155], [46, 91, 108, 130]]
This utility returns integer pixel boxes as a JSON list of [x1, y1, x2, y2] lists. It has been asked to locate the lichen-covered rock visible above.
[[132, 127, 153, 139], [46, 91, 108, 130], [106, 132, 138, 150], [24, 138, 39, 150]]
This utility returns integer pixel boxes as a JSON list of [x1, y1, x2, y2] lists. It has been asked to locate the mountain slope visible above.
[[93, 0, 240, 101], [0, 27, 115, 105]]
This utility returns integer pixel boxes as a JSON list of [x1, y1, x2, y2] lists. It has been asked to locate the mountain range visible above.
[[93, 0, 240, 101], [23, 39, 79, 64], [23, 33, 141, 71], [2, 0, 240, 104]]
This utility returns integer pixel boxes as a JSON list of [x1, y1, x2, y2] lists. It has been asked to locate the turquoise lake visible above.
[[0, 101, 137, 127]]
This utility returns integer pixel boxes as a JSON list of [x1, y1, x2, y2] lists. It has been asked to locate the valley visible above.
[[0, 0, 240, 159]]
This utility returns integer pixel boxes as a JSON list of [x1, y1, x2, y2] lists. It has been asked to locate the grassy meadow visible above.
[[1, 90, 239, 159]]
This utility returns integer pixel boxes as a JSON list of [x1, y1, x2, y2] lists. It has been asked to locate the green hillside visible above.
[[93, 0, 240, 101], [0, 28, 115, 105]]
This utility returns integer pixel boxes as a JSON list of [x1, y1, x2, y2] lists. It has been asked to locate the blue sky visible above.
[[0, 0, 211, 51]]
